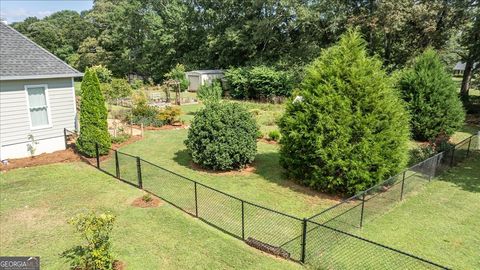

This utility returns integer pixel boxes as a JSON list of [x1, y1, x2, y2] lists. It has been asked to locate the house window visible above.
[[26, 86, 50, 128]]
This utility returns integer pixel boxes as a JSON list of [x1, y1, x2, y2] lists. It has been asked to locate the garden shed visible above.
[[186, 70, 224, 91]]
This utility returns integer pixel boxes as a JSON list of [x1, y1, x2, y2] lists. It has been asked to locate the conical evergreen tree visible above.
[[77, 68, 111, 157], [397, 49, 465, 141], [279, 30, 410, 195]]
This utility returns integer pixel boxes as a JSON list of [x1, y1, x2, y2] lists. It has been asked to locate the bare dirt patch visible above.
[[258, 138, 278, 145], [189, 161, 256, 176], [131, 195, 163, 208], [112, 260, 126, 270]]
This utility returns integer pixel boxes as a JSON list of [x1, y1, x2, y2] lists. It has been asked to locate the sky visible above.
[[0, 0, 93, 23]]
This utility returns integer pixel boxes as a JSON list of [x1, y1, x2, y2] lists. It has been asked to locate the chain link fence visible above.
[[64, 129, 478, 269]]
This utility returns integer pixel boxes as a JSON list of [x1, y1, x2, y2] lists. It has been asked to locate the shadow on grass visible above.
[[254, 152, 344, 201], [173, 149, 191, 169], [172, 148, 343, 201], [438, 154, 480, 193]]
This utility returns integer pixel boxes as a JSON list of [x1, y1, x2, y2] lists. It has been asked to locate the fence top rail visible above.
[[307, 135, 478, 221], [307, 220, 450, 269], [116, 150, 137, 158], [139, 158, 303, 221]]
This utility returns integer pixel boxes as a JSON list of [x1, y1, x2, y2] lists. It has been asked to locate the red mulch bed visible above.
[[1, 135, 143, 172], [189, 161, 256, 176], [131, 196, 163, 208]]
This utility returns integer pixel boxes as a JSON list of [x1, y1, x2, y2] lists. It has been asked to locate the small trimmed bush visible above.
[[62, 211, 116, 270], [130, 104, 164, 127], [77, 68, 111, 156], [157, 106, 182, 125], [267, 130, 281, 141], [185, 103, 258, 170], [279, 30, 410, 195], [397, 49, 465, 141]]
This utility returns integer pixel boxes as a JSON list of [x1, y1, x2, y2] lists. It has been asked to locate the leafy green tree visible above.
[[186, 103, 258, 171], [458, 5, 480, 102], [76, 37, 108, 72], [77, 68, 111, 156], [25, 21, 62, 53], [279, 30, 410, 195], [110, 78, 132, 100], [90, 65, 112, 83], [164, 64, 189, 91], [397, 49, 465, 141]]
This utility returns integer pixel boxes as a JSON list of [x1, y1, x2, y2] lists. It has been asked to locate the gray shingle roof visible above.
[[0, 22, 82, 80], [187, 69, 224, 75]]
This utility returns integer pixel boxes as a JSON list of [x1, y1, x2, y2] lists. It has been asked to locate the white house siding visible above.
[[0, 77, 76, 159]]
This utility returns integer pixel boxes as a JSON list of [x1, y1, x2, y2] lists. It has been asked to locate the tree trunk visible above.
[[460, 59, 474, 102]]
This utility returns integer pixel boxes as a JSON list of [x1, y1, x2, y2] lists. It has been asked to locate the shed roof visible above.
[[0, 22, 82, 81], [186, 69, 224, 75]]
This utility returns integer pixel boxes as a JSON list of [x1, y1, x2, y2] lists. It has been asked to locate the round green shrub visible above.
[[279, 30, 411, 195], [185, 103, 258, 171], [77, 68, 111, 157], [397, 49, 465, 141]]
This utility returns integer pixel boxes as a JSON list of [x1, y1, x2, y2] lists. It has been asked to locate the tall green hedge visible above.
[[397, 49, 465, 141], [279, 30, 411, 195], [224, 66, 293, 100], [77, 68, 111, 157]]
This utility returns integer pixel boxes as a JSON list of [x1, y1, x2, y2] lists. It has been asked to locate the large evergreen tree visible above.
[[77, 68, 111, 157], [397, 49, 465, 141], [279, 30, 410, 195]]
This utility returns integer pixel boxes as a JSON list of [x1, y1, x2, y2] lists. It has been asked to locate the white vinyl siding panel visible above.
[[0, 77, 76, 146]]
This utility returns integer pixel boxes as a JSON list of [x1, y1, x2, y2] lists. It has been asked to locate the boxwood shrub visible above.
[[185, 103, 258, 171]]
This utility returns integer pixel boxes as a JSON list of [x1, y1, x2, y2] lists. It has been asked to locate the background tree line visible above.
[[11, 0, 479, 95]]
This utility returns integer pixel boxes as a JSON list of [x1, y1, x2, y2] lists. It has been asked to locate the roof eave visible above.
[[0, 73, 83, 81]]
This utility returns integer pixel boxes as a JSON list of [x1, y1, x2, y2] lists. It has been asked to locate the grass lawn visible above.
[[358, 155, 480, 269], [0, 163, 300, 270], [103, 129, 340, 218]]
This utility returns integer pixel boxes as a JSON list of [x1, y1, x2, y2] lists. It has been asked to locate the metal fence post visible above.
[[63, 128, 68, 149], [360, 193, 366, 228], [136, 157, 143, 189], [194, 182, 198, 217], [449, 147, 455, 167], [95, 143, 100, 168], [466, 136, 472, 158], [241, 200, 245, 240], [400, 171, 406, 200], [300, 218, 307, 263], [115, 150, 120, 179]]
